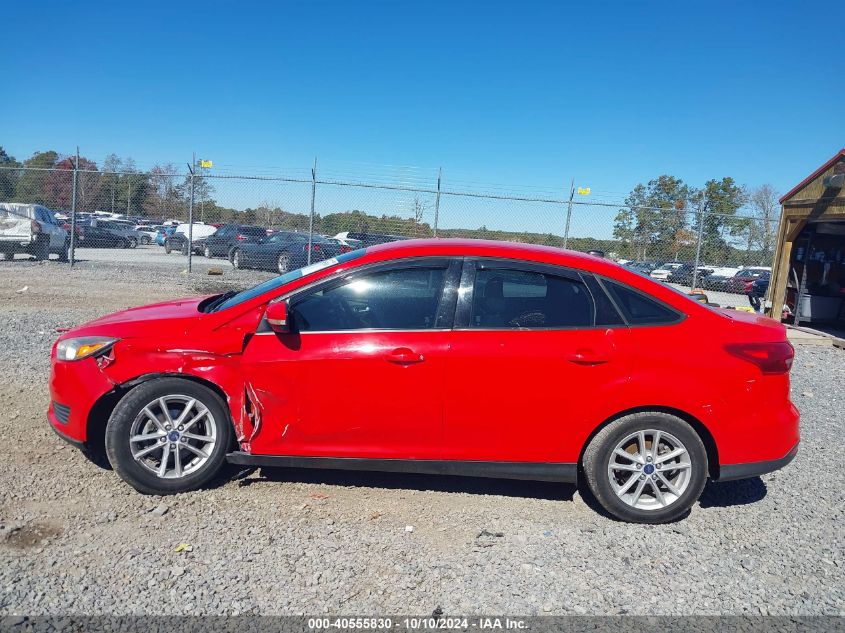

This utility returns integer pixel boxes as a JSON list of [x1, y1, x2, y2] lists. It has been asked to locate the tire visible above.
[[277, 252, 291, 274], [204, 245, 212, 258], [34, 235, 50, 261], [104, 378, 233, 495], [128, 237, 138, 249], [58, 240, 70, 262], [232, 249, 242, 269], [582, 412, 707, 524], [141, 235, 151, 245]]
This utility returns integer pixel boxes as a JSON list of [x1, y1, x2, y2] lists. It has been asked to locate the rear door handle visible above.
[[386, 347, 425, 364], [568, 348, 609, 365]]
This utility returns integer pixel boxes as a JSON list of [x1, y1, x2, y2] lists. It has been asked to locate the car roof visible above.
[[365, 238, 622, 274]]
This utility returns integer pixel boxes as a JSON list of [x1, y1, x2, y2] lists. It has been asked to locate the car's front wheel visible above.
[[104, 378, 232, 495], [582, 412, 707, 524]]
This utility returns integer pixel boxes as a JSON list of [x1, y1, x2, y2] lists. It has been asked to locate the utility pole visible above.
[[691, 198, 707, 290], [308, 157, 317, 265], [563, 178, 575, 249], [433, 167, 442, 237], [69, 147, 79, 267], [187, 153, 195, 273]]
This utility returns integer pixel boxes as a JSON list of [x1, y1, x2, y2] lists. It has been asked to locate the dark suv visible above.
[[203, 224, 267, 259]]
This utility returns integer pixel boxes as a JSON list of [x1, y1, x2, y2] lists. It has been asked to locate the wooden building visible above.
[[768, 149, 845, 329]]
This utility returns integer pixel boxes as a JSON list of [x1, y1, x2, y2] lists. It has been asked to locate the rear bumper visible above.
[[716, 441, 799, 481]]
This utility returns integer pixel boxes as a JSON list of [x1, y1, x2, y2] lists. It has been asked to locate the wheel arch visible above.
[[86, 373, 234, 453], [578, 405, 720, 479]]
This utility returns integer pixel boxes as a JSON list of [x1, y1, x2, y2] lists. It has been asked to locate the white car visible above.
[[135, 225, 161, 245], [0, 203, 69, 261], [650, 262, 684, 281]]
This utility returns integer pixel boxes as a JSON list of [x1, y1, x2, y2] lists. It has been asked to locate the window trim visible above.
[[454, 258, 611, 331], [273, 257, 462, 334], [596, 276, 687, 327]]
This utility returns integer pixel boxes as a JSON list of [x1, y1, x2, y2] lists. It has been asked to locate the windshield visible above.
[[212, 248, 367, 312]]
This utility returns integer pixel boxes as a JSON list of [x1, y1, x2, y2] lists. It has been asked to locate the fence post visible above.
[[433, 167, 442, 237], [69, 147, 79, 267], [563, 178, 574, 249], [691, 201, 707, 289], [187, 154, 195, 273], [308, 157, 317, 265]]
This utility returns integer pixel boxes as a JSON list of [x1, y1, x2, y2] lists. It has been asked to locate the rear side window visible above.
[[604, 280, 681, 325], [470, 268, 594, 328]]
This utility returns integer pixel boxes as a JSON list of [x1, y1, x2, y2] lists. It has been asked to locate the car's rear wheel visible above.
[[128, 237, 138, 249], [232, 248, 242, 269], [141, 235, 151, 245], [277, 252, 291, 274], [582, 412, 707, 524], [204, 245, 212, 258], [34, 235, 51, 260], [104, 378, 232, 495]]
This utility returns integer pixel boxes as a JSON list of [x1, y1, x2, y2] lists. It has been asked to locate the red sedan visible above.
[[47, 239, 799, 523]]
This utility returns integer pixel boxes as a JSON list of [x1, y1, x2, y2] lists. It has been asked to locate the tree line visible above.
[[1, 147, 780, 265]]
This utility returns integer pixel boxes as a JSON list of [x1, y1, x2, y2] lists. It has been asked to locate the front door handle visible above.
[[386, 347, 425, 364], [568, 348, 609, 365]]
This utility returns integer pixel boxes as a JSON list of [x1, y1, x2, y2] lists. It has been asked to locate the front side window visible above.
[[469, 268, 594, 328], [293, 266, 447, 331]]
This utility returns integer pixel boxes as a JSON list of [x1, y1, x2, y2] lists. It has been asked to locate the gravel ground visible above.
[[0, 252, 842, 617]]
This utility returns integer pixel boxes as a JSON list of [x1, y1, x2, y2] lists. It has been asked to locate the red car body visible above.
[[48, 239, 799, 487]]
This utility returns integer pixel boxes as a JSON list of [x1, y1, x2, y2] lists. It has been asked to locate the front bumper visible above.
[[48, 355, 116, 443], [717, 441, 799, 481]]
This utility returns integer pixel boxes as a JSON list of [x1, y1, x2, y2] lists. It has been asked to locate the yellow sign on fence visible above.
[[577, 187, 591, 195], [199, 160, 213, 169]]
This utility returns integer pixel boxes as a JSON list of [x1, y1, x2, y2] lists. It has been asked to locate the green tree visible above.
[[689, 177, 747, 263], [614, 175, 690, 260], [0, 147, 20, 200], [14, 150, 59, 203]]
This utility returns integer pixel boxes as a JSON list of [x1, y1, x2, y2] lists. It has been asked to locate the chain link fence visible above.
[[0, 162, 779, 305]]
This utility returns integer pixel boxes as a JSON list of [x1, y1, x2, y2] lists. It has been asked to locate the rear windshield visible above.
[[211, 248, 367, 312]]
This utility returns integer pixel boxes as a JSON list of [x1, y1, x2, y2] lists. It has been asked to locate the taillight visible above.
[[340, 245, 351, 253], [725, 341, 794, 374], [31, 220, 42, 234], [236, 234, 247, 241]]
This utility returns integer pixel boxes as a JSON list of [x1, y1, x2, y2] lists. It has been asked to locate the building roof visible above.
[[779, 148, 845, 204]]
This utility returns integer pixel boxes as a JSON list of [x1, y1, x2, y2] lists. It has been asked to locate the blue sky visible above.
[[2, 1, 843, 235]]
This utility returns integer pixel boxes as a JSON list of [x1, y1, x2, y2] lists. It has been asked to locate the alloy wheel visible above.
[[128, 395, 218, 479], [278, 253, 290, 274], [607, 429, 692, 510]]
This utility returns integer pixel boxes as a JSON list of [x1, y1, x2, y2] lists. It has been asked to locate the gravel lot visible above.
[[0, 251, 842, 617]]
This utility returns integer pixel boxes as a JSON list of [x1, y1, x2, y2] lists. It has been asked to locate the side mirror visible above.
[[265, 301, 290, 334]]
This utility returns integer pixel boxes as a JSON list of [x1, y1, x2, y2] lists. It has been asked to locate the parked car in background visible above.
[[0, 203, 69, 261], [625, 261, 661, 276], [203, 224, 267, 259], [48, 239, 800, 524], [164, 223, 217, 255], [667, 264, 714, 287], [331, 232, 364, 249], [333, 231, 410, 248], [701, 267, 741, 291], [155, 226, 177, 246], [322, 236, 356, 253], [80, 219, 140, 248], [650, 262, 684, 281], [135, 225, 162, 245], [231, 231, 342, 273], [724, 267, 773, 294]]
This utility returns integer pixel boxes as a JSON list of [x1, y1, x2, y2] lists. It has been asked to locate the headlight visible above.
[[56, 336, 118, 361]]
